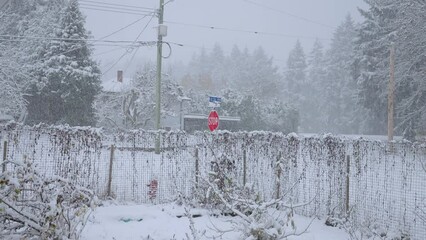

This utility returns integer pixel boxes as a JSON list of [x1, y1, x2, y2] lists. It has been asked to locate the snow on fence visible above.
[[1, 125, 425, 239]]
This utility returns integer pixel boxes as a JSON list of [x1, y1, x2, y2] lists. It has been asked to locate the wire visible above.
[[79, 3, 155, 13], [80, 6, 155, 16], [161, 42, 172, 59], [104, 15, 156, 76], [78, 0, 157, 11], [0, 34, 155, 45], [242, 0, 334, 29], [164, 21, 330, 40], [94, 47, 128, 57], [101, 15, 150, 40]]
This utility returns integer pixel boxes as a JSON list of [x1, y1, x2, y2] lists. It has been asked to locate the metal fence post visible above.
[[346, 155, 350, 216], [107, 145, 115, 197], [195, 147, 199, 188], [2, 141, 7, 173]]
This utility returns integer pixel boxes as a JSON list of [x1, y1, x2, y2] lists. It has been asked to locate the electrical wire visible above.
[[104, 15, 156, 75], [78, 0, 157, 11], [80, 6, 155, 16], [0, 34, 155, 45], [164, 21, 330, 40], [242, 0, 334, 29], [79, 2, 156, 14], [100, 15, 150, 40]]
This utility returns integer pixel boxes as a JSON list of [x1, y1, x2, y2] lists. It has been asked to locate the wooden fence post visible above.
[[195, 147, 199, 188], [107, 145, 115, 197], [243, 149, 247, 186], [346, 155, 350, 216], [275, 152, 282, 200], [2, 141, 7, 173]]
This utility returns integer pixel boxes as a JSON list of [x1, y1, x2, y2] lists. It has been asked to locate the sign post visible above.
[[208, 110, 219, 132]]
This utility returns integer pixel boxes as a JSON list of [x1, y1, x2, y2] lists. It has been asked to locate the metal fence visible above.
[[1, 125, 425, 239]]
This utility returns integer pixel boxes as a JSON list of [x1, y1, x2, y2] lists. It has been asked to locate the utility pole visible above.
[[155, 0, 165, 154], [388, 43, 395, 141]]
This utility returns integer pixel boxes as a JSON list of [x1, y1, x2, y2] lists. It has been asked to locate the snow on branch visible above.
[[0, 160, 97, 239]]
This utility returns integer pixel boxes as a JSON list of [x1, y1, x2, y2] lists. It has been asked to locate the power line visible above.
[[103, 15, 156, 76], [80, 6, 155, 16], [164, 21, 330, 40], [242, 0, 334, 29], [79, 3, 156, 15], [78, 0, 157, 11], [124, 15, 156, 73], [101, 15, 150, 40], [0, 34, 156, 45]]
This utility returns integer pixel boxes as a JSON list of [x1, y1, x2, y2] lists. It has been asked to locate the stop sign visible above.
[[208, 110, 219, 132]]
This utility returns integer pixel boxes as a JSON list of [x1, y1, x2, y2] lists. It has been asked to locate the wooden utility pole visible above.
[[388, 43, 395, 141], [155, 0, 165, 154]]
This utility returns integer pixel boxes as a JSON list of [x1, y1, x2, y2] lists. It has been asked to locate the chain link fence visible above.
[[1, 125, 425, 239]]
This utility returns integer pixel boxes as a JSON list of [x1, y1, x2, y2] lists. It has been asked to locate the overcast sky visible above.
[[81, 0, 367, 81]]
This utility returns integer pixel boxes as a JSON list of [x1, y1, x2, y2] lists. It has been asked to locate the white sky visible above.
[[81, 0, 367, 81]]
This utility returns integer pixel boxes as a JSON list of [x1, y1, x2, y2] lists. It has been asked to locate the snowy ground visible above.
[[81, 202, 349, 240]]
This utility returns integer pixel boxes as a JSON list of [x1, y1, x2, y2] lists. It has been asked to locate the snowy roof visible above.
[[0, 113, 13, 121], [101, 77, 133, 93]]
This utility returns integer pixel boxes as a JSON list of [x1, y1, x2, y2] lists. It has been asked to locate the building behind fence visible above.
[[1, 125, 425, 239]]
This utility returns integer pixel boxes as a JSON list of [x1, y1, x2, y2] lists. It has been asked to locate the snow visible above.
[[81, 202, 349, 240], [101, 77, 133, 93]]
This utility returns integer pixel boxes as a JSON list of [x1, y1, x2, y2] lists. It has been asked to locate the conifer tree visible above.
[[26, 0, 101, 126]]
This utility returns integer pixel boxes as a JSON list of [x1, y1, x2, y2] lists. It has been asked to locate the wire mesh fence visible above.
[[1, 125, 425, 239]]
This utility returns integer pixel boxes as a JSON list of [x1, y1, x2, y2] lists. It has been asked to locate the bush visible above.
[[0, 160, 97, 239]]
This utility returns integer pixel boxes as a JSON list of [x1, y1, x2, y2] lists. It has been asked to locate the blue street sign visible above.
[[209, 96, 222, 103]]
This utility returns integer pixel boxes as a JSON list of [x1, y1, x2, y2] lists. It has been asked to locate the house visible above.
[[0, 113, 13, 125]]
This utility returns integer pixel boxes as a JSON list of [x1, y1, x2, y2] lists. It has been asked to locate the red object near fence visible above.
[[147, 179, 158, 200]]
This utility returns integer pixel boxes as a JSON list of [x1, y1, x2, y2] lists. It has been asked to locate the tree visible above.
[[284, 40, 307, 131], [323, 15, 359, 134], [304, 39, 327, 132], [95, 63, 182, 130], [355, 1, 397, 135], [0, 0, 65, 121], [26, 0, 101, 126], [356, 0, 426, 137]]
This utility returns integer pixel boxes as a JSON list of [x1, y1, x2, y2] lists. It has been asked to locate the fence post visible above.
[[107, 145, 115, 197], [275, 152, 282, 200], [2, 141, 7, 173], [195, 147, 199, 188], [345, 155, 350, 216], [243, 149, 247, 186]]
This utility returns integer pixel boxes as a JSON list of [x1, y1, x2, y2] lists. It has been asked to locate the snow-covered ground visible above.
[[81, 202, 349, 240]]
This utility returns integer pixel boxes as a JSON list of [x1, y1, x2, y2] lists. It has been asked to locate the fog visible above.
[[82, 0, 367, 81]]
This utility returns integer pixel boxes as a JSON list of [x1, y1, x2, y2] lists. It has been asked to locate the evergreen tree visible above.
[[0, 0, 64, 120], [355, 1, 397, 134], [356, 0, 426, 136], [284, 40, 307, 131], [324, 15, 358, 134], [304, 39, 326, 132], [26, 0, 101, 126]]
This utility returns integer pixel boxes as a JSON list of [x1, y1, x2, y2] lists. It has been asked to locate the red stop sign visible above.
[[208, 110, 219, 131]]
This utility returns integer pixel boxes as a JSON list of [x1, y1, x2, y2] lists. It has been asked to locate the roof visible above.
[[101, 78, 133, 93], [0, 113, 13, 121]]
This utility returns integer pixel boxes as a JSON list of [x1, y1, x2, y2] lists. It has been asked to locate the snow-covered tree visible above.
[[304, 39, 327, 132], [0, 160, 96, 239], [323, 15, 359, 134], [95, 63, 183, 130], [356, 1, 426, 136], [26, 0, 101, 126], [0, 0, 65, 121], [284, 40, 307, 131]]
